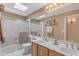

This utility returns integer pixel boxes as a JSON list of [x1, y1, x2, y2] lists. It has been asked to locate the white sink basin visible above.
[[60, 47, 72, 52], [60, 47, 73, 55], [60, 47, 79, 56]]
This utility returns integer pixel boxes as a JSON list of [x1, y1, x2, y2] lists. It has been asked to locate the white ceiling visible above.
[[2, 3, 47, 16], [35, 3, 79, 20], [2, 3, 79, 19]]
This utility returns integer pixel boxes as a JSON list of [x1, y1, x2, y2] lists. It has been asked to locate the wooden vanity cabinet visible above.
[[48, 49, 64, 56], [38, 45, 48, 56], [32, 43, 38, 56], [32, 42, 64, 56]]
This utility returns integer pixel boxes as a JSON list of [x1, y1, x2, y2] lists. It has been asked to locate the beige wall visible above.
[[42, 9, 79, 41]]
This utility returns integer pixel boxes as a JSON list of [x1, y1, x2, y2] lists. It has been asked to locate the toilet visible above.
[[22, 43, 31, 55]]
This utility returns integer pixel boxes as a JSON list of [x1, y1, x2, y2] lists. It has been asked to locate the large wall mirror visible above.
[[64, 14, 79, 44], [44, 19, 58, 38]]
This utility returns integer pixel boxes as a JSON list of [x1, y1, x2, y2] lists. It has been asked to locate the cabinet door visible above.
[[49, 50, 64, 56], [32, 43, 38, 56], [38, 45, 48, 56]]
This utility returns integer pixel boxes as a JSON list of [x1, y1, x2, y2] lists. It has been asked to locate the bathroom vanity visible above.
[[32, 42, 64, 56], [31, 36, 79, 56]]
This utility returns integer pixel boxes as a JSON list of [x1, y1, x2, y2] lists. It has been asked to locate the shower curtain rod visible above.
[[0, 17, 28, 22], [0, 17, 25, 22], [0, 15, 27, 22], [0, 17, 21, 20]]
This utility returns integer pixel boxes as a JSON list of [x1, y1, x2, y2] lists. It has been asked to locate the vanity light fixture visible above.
[[46, 6, 49, 10], [45, 3, 57, 12], [68, 18, 76, 23], [14, 3, 28, 11]]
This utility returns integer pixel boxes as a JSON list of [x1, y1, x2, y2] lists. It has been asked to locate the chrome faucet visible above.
[[66, 44, 69, 48], [66, 42, 74, 49], [43, 37, 48, 42], [71, 44, 74, 49]]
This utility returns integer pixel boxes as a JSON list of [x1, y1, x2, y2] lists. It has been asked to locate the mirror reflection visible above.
[[66, 14, 79, 43]]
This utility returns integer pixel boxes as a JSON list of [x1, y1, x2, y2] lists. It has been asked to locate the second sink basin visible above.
[[60, 47, 79, 56]]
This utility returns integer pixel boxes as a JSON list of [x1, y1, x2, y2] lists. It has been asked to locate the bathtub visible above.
[[0, 44, 24, 56], [6, 49, 24, 56]]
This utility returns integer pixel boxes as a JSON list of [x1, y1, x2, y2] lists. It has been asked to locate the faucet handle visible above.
[[66, 44, 69, 48]]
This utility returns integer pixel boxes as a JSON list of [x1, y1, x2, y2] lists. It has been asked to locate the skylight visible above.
[[14, 3, 28, 11]]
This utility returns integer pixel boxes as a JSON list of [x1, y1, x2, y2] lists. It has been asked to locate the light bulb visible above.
[[49, 4, 53, 8], [68, 19, 72, 23], [53, 3, 57, 6], [68, 18, 76, 23], [46, 6, 49, 10], [72, 18, 76, 22]]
